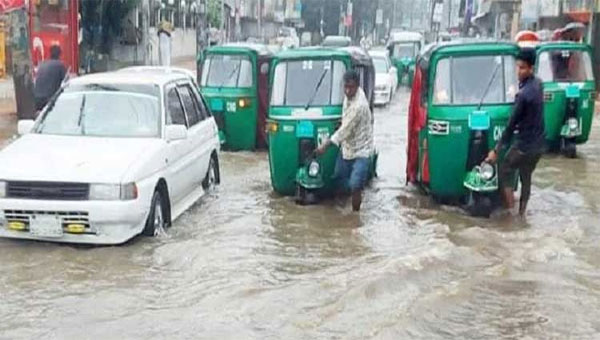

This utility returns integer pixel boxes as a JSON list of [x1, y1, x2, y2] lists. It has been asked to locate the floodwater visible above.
[[1, 89, 599, 339]]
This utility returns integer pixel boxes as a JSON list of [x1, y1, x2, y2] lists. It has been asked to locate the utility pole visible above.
[[447, 0, 452, 30], [258, 0, 263, 40], [197, 0, 209, 81], [392, 0, 397, 29], [141, 0, 150, 65], [587, 0, 595, 44]]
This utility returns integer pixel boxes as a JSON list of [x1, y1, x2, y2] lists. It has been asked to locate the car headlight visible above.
[[0, 181, 5, 198], [308, 161, 320, 177], [479, 162, 495, 181], [89, 183, 137, 201], [568, 117, 578, 130]]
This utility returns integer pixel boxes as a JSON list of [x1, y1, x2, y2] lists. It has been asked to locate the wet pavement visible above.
[[1, 88, 600, 339]]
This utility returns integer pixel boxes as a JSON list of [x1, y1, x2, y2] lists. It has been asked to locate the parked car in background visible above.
[[300, 31, 312, 47], [322, 35, 352, 47], [0, 69, 221, 245], [369, 49, 398, 106], [275, 26, 299, 49]]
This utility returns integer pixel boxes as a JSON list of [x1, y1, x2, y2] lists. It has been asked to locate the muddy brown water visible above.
[[0, 89, 599, 339]]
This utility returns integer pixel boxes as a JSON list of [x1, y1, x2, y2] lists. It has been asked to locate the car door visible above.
[[191, 83, 219, 173], [164, 84, 194, 204], [176, 82, 213, 185], [387, 56, 398, 90]]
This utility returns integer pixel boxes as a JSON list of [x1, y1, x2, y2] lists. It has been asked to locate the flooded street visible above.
[[1, 88, 600, 339]]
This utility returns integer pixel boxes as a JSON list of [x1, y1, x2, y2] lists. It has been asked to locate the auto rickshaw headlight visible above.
[[267, 122, 278, 133], [308, 161, 320, 177], [238, 98, 251, 108], [479, 162, 495, 181], [568, 118, 578, 130]]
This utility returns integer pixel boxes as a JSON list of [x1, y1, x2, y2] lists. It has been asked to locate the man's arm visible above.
[[315, 104, 363, 155], [486, 94, 525, 162], [497, 93, 526, 152]]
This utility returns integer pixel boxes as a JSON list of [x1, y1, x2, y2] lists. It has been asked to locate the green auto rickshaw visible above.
[[267, 47, 377, 204], [535, 42, 595, 158], [199, 43, 273, 150], [406, 41, 520, 217], [387, 31, 424, 87]]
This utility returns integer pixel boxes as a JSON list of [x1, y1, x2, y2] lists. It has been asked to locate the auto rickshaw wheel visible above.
[[295, 186, 318, 205], [466, 191, 493, 218], [561, 138, 577, 158]]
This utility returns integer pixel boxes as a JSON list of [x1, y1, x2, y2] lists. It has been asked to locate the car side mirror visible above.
[[390, 67, 397, 75], [17, 120, 35, 135], [165, 125, 188, 142]]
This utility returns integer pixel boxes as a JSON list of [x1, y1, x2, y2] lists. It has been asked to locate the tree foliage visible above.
[[207, 0, 222, 28], [81, 0, 140, 53]]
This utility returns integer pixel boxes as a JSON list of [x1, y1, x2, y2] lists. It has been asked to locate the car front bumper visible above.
[[0, 198, 150, 245], [374, 90, 391, 105]]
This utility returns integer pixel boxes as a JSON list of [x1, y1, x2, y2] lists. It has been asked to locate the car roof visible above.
[[69, 69, 194, 88], [369, 49, 389, 58], [389, 31, 423, 43], [323, 36, 352, 44], [116, 66, 196, 80]]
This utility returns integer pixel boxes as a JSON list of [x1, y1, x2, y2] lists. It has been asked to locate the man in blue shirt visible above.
[[486, 48, 545, 216]]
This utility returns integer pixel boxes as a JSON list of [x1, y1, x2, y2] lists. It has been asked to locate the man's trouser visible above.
[[499, 146, 542, 205], [333, 154, 370, 193]]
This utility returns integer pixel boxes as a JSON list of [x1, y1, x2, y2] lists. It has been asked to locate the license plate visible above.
[[30, 215, 63, 238], [210, 98, 224, 112], [296, 120, 314, 138], [565, 85, 581, 99], [469, 110, 490, 131]]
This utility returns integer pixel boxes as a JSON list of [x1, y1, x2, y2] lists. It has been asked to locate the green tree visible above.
[[207, 0, 222, 28]]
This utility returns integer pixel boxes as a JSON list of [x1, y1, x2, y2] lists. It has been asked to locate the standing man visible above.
[[33, 45, 66, 112], [485, 48, 545, 216], [316, 70, 374, 211], [158, 20, 172, 67]]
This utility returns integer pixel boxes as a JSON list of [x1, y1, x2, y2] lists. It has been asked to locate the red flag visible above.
[[0, 0, 25, 14]]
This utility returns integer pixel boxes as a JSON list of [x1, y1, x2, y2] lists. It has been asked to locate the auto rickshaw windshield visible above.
[[392, 42, 420, 58], [537, 50, 594, 82], [201, 54, 253, 88], [270, 59, 346, 106], [433, 55, 518, 105]]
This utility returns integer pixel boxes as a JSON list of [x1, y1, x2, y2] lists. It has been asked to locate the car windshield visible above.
[[270, 59, 346, 106], [433, 55, 518, 105], [537, 50, 593, 82], [201, 54, 253, 88], [36, 84, 161, 137], [373, 57, 389, 73], [392, 42, 419, 58]]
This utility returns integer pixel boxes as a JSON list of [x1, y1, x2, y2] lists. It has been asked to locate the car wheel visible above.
[[143, 190, 166, 237], [202, 153, 220, 190]]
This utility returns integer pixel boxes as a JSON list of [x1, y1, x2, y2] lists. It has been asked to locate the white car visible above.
[[0, 69, 221, 245], [369, 50, 398, 106], [275, 26, 299, 50]]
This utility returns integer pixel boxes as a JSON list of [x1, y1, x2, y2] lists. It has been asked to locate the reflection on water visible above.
[[0, 90, 599, 339]]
